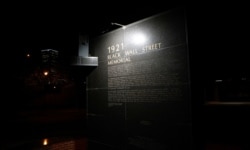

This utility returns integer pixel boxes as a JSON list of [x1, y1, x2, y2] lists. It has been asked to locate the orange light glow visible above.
[[44, 71, 49, 76], [43, 138, 48, 145]]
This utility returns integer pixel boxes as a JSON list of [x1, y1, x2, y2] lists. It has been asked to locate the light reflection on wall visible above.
[[131, 32, 147, 45]]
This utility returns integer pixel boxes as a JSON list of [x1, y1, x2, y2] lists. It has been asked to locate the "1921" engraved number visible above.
[[107, 43, 124, 54]]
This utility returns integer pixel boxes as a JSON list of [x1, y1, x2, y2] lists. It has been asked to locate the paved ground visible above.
[[1, 108, 87, 149]]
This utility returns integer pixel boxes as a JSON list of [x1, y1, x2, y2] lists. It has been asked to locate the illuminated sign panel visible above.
[[87, 7, 191, 150]]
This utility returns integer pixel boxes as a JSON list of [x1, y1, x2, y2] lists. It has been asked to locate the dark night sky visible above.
[[4, 4, 178, 55]]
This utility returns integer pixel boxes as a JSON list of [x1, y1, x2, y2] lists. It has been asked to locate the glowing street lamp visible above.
[[43, 71, 49, 76]]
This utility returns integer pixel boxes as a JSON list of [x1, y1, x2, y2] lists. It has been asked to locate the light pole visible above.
[[111, 22, 126, 29]]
